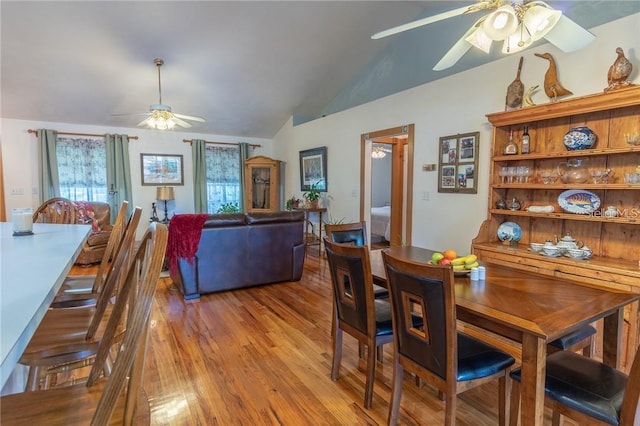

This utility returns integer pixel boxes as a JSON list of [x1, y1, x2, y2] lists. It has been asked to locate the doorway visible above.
[[360, 124, 414, 247]]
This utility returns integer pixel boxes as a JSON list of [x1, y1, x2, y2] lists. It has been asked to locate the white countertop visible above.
[[0, 222, 91, 388]]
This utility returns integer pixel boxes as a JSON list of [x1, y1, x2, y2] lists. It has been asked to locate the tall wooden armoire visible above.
[[244, 156, 281, 212]]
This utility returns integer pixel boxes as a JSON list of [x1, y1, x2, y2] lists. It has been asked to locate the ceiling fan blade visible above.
[[432, 22, 481, 71], [543, 15, 595, 52], [111, 112, 150, 117], [136, 117, 151, 127], [372, 4, 473, 39], [173, 112, 206, 122], [171, 116, 192, 128]]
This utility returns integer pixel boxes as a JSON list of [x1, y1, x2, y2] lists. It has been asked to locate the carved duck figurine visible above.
[[534, 52, 573, 102], [605, 47, 633, 92]]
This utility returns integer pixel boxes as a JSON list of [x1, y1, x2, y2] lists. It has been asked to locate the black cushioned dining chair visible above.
[[325, 222, 388, 360], [509, 345, 640, 426], [323, 237, 394, 409], [547, 324, 596, 356], [382, 250, 516, 426], [325, 221, 387, 298]]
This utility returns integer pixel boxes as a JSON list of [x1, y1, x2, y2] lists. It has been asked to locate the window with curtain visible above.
[[205, 145, 241, 213], [56, 137, 108, 201]]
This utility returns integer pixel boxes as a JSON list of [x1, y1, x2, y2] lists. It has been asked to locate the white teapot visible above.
[[556, 233, 584, 253]]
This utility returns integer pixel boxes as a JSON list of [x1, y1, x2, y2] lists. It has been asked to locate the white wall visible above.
[[371, 153, 392, 207], [273, 14, 640, 254], [1, 119, 273, 236]]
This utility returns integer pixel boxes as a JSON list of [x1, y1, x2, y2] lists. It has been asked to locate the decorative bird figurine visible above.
[[605, 47, 633, 92], [523, 85, 539, 107], [534, 52, 573, 102]]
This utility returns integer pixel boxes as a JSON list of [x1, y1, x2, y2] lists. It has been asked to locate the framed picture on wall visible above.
[[437, 132, 479, 194], [299, 146, 327, 191], [140, 153, 184, 186]]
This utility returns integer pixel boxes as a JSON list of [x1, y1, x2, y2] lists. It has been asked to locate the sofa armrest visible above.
[[174, 257, 201, 299]]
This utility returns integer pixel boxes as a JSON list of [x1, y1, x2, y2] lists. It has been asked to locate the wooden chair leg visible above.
[[331, 328, 343, 381], [388, 359, 404, 426], [551, 410, 562, 426], [376, 344, 384, 362], [444, 389, 456, 426], [359, 342, 365, 359], [508, 378, 521, 426], [364, 342, 376, 409], [498, 375, 510, 426]]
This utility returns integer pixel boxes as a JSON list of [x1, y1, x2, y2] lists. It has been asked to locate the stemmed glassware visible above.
[[499, 167, 508, 183]]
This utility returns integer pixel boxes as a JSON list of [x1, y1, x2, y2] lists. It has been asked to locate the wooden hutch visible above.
[[244, 156, 281, 213], [472, 86, 640, 370]]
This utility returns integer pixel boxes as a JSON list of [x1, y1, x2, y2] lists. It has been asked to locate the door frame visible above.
[[360, 124, 414, 246]]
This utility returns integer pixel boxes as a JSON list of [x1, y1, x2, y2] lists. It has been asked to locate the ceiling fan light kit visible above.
[[373, 1, 595, 71], [114, 58, 205, 130]]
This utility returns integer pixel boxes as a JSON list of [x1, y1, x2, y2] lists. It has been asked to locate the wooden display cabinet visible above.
[[472, 86, 640, 370], [244, 156, 281, 212]]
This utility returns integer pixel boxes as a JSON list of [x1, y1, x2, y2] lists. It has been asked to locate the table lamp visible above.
[[156, 186, 174, 224]]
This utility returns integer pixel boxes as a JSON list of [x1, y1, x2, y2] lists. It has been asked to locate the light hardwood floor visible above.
[[70, 249, 573, 425]]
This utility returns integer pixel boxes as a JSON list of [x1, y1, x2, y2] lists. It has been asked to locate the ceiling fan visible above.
[[372, 145, 392, 158], [113, 58, 205, 130], [372, 0, 595, 71]]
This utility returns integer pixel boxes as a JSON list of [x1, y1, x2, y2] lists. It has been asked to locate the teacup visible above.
[[542, 246, 561, 257], [530, 242, 544, 253], [567, 248, 586, 259]]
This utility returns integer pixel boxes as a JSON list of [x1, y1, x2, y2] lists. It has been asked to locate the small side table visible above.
[[294, 207, 327, 251]]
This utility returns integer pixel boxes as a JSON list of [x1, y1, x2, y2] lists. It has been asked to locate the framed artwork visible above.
[[437, 132, 479, 194], [299, 146, 327, 191], [140, 153, 184, 186]]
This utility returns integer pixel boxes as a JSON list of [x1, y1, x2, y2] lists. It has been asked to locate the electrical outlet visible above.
[[422, 191, 430, 201], [10, 188, 25, 196]]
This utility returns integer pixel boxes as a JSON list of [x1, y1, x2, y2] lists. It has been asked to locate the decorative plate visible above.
[[497, 221, 522, 243], [558, 190, 601, 214]]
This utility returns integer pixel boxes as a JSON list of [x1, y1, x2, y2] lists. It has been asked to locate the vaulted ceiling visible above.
[[2, 1, 637, 138]]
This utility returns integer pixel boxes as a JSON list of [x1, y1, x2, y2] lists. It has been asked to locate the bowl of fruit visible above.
[[430, 250, 478, 276]]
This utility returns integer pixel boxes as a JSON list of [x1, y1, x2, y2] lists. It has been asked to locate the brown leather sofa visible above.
[[74, 202, 113, 266], [170, 211, 306, 299]]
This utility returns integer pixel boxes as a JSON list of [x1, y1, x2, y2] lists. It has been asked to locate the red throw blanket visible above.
[[166, 214, 209, 276]]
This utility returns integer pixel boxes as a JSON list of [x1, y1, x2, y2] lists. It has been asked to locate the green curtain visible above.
[[105, 134, 133, 220], [37, 129, 60, 202], [192, 139, 207, 213], [238, 143, 250, 212]]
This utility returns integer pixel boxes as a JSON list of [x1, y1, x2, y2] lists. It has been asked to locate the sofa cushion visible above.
[[246, 211, 305, 224], [203, 213, 247, 228]]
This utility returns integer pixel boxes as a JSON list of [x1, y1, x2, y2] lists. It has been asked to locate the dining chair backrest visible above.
[[90, 200, 129, 293], [325, 221, 367, 247], [382, 250, 456, 381], [324, 237, 376, 337], [89, 223, 167, 425], [86, 206, 142, 341], [32, 197, 77, 224]]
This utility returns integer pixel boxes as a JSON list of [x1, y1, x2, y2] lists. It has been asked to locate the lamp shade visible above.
[[523, 5, 561, 41], [465, 25, 493, 53], [483, 5, 519, 41], [156, 186, 174, 201]]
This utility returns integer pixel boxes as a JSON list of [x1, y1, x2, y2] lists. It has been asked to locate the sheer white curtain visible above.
[[56, 137, 107, 202], [205, 145, 241, 213]]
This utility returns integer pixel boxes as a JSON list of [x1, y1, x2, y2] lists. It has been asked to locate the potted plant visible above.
[[303, 182, 321, 209], [285, 196, 301, 211], [216, 202, 240, 213]]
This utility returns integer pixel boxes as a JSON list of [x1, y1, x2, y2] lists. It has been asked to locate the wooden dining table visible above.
[[369, 246, 640, 426], [0, 222, 91, 392]]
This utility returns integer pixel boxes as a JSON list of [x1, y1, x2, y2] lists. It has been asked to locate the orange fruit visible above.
[[443, 249, 457, 260]]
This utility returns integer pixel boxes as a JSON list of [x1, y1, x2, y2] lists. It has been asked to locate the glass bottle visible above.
[[521, 125, 530, 154], [503, 130, 518, 155]]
